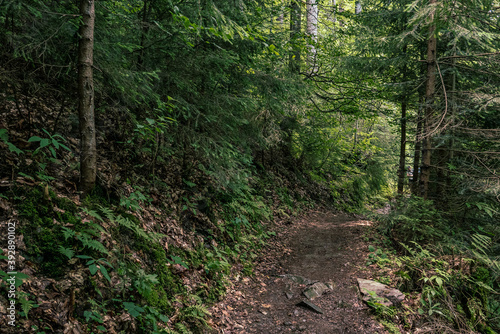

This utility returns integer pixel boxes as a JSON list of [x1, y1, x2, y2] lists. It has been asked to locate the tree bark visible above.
[[329, 0, 337, 22], [78, 0, 96, 197], [289, 0, 302, 74], [397, 44, 409, 196], [138, 0, 151, 68], [420, 0, 437, 199], [397, 99, 407, 195], [355, 0, 362, 14], [306, 0, 318, 61], [411, 95, 423, 194]]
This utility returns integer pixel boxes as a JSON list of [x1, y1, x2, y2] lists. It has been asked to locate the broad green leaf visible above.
[[99, 266, 111, 282], [28, 136, 42, 142], [39, 138, 50, 149], [89, 264, 98, 275], [51, 138, 59, 149], [123, 302, 144, 317]]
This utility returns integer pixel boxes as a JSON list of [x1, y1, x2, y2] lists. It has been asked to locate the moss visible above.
[[132, 236, 182, 313], [18, 188, 70, 277], [145, 286, 171, 313], [81, 184, 114, 208], [17, 186, 105, 277], [473, 267, 491, 284]]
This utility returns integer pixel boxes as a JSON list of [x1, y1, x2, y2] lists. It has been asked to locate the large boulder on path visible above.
[[357, 278, 404, 307]]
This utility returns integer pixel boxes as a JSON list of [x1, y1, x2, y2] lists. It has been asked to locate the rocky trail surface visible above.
[[210, 211, 389, 334]]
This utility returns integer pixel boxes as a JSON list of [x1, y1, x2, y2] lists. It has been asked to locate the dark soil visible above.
[[210, 211, 387, 334]]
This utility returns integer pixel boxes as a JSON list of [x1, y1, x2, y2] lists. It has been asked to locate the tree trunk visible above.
[[397, 99, 407, 195], [435, 51, 457, 206], [78, 0, 96, 197], [289, 0, 302, 74], [306, 0, 318, 64], [355, 0, 362, 14], [420, 0, 437, 199], [331, 0, 337, 22], [446, 55, 456, 190], [138, 0, 151, 68], [397, 44, 409, 196], [411, 95, 423, 194]]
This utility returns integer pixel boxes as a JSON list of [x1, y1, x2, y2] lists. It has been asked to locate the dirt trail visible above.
[[210, 211, 387, 334]]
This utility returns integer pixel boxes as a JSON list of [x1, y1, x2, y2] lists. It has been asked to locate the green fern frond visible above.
[[115, 215, 164, 243], [78, 234, 109, 255], [58, 246, 75, 259], [174, 323, 192, 334], [81, 207, 104, 222], [61, 226, 76, 240], [98, 206, 116, 222], [181, 304, 210, 327], [158, 328, 180, 334], [471, 233, 491, 255], [18, 292, 37, 319]]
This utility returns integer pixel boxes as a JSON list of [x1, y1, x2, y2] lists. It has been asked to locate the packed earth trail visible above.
[[210, 211, 388, 334]]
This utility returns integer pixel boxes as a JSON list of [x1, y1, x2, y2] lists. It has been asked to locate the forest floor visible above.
[[209, 211, 388, 334]]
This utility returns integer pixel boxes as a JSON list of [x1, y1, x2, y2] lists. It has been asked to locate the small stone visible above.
[[296, 300, 324, 314], [325, 281, 335, 290], [283, 321, 293, 326], [303, 282, 330, 300], [286, 292, 294, 299], [279, 274, 315, 285]]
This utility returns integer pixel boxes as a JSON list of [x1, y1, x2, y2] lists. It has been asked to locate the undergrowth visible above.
[[3, 161, 307, 333], [368, 196, 500, 334]]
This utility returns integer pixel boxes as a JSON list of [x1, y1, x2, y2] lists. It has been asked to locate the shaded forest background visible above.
[[0, 0, 499, 333]]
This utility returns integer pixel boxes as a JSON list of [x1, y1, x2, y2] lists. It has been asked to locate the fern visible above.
[[62, 226, 76, 240], [78, 234, 109, 255], [181, 304, 210, 328], [157, 329, 180, 334], [18, 292, 38, 319], [100, 206, 164, 243], [174, 323, 192, 334], [81, 207, 104, 222], [59, 246, 75, 259], [98, 206, 115, 222], [86, 219, 106, 234], [471, 233, 492, 255], [115, 215, 152, 241]]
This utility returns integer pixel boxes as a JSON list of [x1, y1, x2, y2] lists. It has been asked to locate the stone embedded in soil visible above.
[[279, 274, 316, 285], [303, 282, 330, 300], [296, 300, 324, 314], [357, 278, 404, 307], [325, 281, 335, 290]]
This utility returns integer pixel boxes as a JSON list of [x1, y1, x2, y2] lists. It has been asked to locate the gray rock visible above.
[[357, 278, 404, 307], [279, 274, 316, 285], [296, 300, 324, 314], [325, 281, 335, 290], [303, 282, 330, 300]]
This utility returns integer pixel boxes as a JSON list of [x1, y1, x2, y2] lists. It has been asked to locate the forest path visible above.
[[210, 211, 387, 334]]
